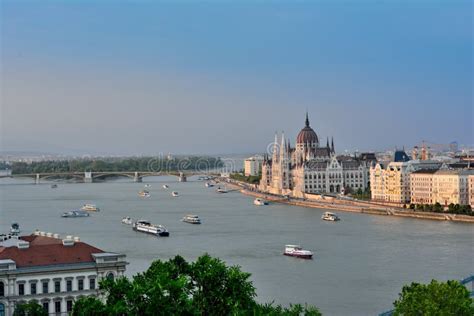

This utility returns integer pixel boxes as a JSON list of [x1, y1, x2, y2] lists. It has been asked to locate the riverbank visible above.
[[223, 180, 474, 223]]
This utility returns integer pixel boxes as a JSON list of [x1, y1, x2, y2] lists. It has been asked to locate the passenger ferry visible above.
[[133, 220, 169, 237], [182, 215, 201, 224], [121, 216, 133, 225], [283, 245, 313, 259], [171, 191, 179, 197], [81, 204, 100, 212], [162, 184, 169, 189], [138, 190, 151, 198], [254, 198, 269, 206], [10, 223, 20, 235], [321, 212, 340, 221], [62, 210, 90, 218]]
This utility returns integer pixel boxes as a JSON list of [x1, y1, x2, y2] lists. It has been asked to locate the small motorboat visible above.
[[254, 198, 269, 206], [321, 212, 340, 221], [133, 220, 169, 237], [205, 182, 214, 188], [144, 184, 151, 188], [10, 223, 20, 235], [138, 190, 151, 198], [62, 210, 90, 218], [50, 184, 58, 189], [216, 187, 228, 194], [283, 245, 313, 259], [81, 204, 100, 212], [121, 216, 133, 225], [182, 214, 201, 224], [171, 191, 179, 197], [162, 184, 169, 189]]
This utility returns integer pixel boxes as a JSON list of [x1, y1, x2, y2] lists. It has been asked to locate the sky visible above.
[[1, 1, 472, 155]]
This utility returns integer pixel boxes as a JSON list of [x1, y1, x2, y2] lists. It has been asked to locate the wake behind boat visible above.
[[133, 220, 169, 237], [205, 182, 214, 188], [62, 210, 90, 218], [283, 245, 313, 259], [162, 184, 169, 189]]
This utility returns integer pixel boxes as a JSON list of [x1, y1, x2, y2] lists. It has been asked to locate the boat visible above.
[[171, 191, 179, 197], [133, 220, 169, 237], [138, 190, 151, 198], [182, 214, 201, 224], [144, 184, 151, 188], [216, 187, 228, 193], [62, 210, 90, 218], [254, 198, 269, 206], [81, 204, 100, 212], [121, 216, 133, 225], [10, 223, 20, 235], [321, 212, 340, 221], [50, 184, 58, 189], [162, 184, 169, 189], [283, 245, 313, 259], [205, 182, 214, 188]]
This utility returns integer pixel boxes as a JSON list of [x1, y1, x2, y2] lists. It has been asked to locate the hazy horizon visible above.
[[1, 1, 472, 156]]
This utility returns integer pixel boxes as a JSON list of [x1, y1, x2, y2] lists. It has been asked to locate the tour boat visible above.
[[121, 216, 133, 225], [321, 212, 340, 221], [182, 214, 201, 224], [10, 223, 20, 235], [254, 198, 269, 206], [216, 187, 228, 193], [81, 204, 100, 212], [50, 184, 58, 189], [283, 245, 313, 259], [171, 191, 179, 197], [133, 220, 169, 237], [162, 184, 169, 189], [138, 190, 151, 198], [205, 182, 214, 188], [62, 210, 90, 218]]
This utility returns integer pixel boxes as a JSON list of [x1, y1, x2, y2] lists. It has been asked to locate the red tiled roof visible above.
[[0, 235, 104, 268]]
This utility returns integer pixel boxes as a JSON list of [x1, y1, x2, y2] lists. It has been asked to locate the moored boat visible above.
[[133, 220, 169, 237], [121, 216, 133, 225], [62, 210, 90, 218], [171, 191, 179, 197], [283, 245, 313, 259], [182, 214, 201, 224], [10, 223, 20, 235], [254, 198, 269, 206], [216, 187, 228, 193], [205, 182, 214, 188], [321, 212, 340, 221], [81, 204, 100, 212]]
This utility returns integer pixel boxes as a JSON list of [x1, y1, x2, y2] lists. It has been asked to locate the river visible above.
[[0, 177, 472, 315]]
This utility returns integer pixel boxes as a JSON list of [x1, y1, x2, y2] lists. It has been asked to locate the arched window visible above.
[[0, 281, 4, 296], [0, 303, 5, 316], [106, 272, 114, 281]]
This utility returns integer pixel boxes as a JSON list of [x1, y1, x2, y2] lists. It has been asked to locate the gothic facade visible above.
[[259, 114, 373, 197]]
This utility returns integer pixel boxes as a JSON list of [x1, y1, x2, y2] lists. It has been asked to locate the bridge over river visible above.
[[0, 171, 218, 184]]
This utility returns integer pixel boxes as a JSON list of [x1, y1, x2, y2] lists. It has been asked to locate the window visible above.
[[31, 283, 37, 295], [55, 301, 61, 313], [42, 302, 49, 313], [0, 303, 4, 316], [54, 280, 61, 293], [66, 280, 72, 292], [78, 279, 84, 291], [18, 283, 25, 296], [89, 278, 96, 290], [42, 281, 49, 294], [106, 272, 114, 281], [0, 281, 4, 297], [66, 300, 73, 312]]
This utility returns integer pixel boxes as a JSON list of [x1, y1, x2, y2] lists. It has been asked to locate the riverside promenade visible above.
[[222, 179, 474, 224]]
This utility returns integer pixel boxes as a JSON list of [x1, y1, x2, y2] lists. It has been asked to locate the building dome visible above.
[[296, 113, 319, 144]]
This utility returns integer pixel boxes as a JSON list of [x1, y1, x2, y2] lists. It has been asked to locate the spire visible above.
[[272, 132, 279, 162], [331, 137, 335, 153], [305, 112, 310, 127], [326, 137, 329, 148]]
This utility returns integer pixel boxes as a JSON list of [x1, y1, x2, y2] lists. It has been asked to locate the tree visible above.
[[433, 202, 443, 212], [13, 302, 47, 316], [72, 255, 320, 316], [393, 279, 474, 316]]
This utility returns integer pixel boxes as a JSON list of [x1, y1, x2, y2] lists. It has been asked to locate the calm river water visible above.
[[0, 177, 472, 315]]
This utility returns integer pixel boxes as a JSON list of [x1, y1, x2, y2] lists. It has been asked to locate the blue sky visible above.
[[1, 1, 472, 155]]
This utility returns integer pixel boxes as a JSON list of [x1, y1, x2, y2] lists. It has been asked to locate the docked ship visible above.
[[171, 191, 179, 197], [254, 198, 269, 206], [321, 212, 340, 221], [283, 245, 313, 259], [182, 214, 201, 224], [62, 210, 90, 218], [81, 204, 100, 212], [133, 220, 169, 237], [121, 216, 133, 225], [138, 190, 151, 198]]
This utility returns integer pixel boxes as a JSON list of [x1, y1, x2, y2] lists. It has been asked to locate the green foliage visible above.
[[230, 173, 261, 184], [13, 301, 47, 316], [412, 203, 473, 216], [393, 279, 474, 316], [72, 254, 320, 316]]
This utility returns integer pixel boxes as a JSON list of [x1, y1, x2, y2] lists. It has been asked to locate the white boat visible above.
[[254, 198, 269, 206], [10, 223, 20, 235], [81, 204, 100, 212], [171, 191, 179, 197], [62, 210, 90, 218], [283, 245, 313, 259], [138, 190, 151, 198], [182, 214, 201, 224], [162, 184, 169, 189], [133, 220, 169, 237], [205, 182, 214, 188], [321, 212, 340, 221], [144, 184, 151, 188], [121, 216, 133, 225], [216, 187, 228, 193]]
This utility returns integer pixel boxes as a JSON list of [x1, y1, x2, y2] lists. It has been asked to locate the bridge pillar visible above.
[[179, 172, 187, 182], [35, 174, 40, 184], [84, 171, 93, 183], [134, 172, 142, 183]]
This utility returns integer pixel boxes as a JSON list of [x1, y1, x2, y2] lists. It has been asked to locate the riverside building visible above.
[[0, 231, 127, 316]]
